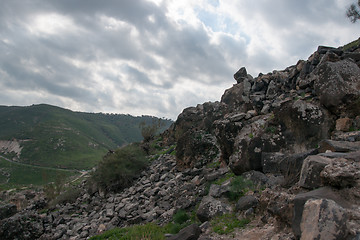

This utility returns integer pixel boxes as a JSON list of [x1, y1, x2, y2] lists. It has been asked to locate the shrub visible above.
[[163, 209, 194, 234], [173, 209, 189, 225], [91, 143, 148, 192]]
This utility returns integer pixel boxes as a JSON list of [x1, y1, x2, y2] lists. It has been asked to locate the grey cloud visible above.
[[0, 0, 358, 119]]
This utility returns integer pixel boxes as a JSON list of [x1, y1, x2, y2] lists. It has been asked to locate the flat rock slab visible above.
[[299, 155, 332, 189], [319, 140, 360, 153]]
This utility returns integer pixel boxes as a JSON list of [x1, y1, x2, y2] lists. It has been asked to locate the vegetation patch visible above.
[[342, 38, 360, 51], [90, 222, 166, 240], [0, 157, 77, 190], [227, 176, 255, 202], [211, 213, 250, 235], [163, 209, 193, 234], [90, 143, 148, 192], [91, 210, 195, 239]]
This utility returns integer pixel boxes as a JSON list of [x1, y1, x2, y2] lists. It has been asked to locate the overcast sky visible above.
[[0, 0, 358, 119]]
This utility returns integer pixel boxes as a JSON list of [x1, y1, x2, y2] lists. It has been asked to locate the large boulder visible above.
[[233, 67, 248, 83], [274, 100, 333, 152], [167, 224, 201, 240], [298, 155, 332, 189], [300, 199, 348, 240], [221, 82, 252, 113], [196, 196, 231, 222], [292, 187, 351, 239], [312, 59, 360, 117], [236, 195, 258, 211], [320, 158, 360, 188], [176, 130, 220, 169], [319, 140, 360, 153], [283, 149, 319, 187], [0, 204, 17, 220]]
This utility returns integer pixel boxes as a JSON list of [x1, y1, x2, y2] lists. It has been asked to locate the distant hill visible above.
[[0, 104, 173, 170]]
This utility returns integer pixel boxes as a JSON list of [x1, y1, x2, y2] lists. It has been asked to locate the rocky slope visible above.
[[0, 39, 360, 240]]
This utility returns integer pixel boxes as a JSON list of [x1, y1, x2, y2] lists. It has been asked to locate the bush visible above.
[[91, 143, 148, 192]]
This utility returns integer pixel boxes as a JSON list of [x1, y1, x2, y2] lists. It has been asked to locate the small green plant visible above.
[[213, 172, 235, 185], [349, 126, 360, 132], [211, 213, 250, 235], [207, 160, 221, 169], [265, 126, 276, 134], [248, 133, 254, 139], [163, 209, 194, 234], [227, 176, 254, 202], [173, 209, 189, 224]]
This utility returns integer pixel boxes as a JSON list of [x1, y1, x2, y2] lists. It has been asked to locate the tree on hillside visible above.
[[347, 0, 360, 23], [139, 118, 164, 142]]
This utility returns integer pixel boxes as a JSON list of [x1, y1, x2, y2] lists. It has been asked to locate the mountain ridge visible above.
[[0, 104, 172, 185]]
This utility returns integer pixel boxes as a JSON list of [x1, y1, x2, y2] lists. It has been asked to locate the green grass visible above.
[[342, 38, 360, 51], [213, 172, 235, 185], [211, 213, 250, 235], [91, 209, 197, 240], [90, 223, 166, 240], [0, 157, 78, 190]]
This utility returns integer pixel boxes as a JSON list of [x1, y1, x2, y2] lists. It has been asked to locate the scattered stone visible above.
[[236, 195, 258, 211], [336, 117, 352, 131]]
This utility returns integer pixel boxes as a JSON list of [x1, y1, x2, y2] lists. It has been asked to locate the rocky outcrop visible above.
[[0, 204, 17, 220], [170, 42, 360, 177]]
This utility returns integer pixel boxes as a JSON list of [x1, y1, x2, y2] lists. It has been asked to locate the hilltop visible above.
[[0, 38, 359, 240], [0, 104, 172, 187]]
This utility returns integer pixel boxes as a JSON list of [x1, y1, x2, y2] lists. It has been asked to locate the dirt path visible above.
[[0, 155, 81, 173]]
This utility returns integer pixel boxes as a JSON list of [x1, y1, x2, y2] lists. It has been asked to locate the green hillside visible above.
[[0, 104, 172, 170]]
